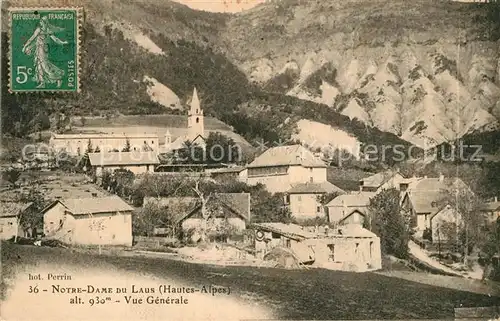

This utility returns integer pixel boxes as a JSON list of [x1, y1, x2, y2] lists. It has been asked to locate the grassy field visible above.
[[0, 171, 108, 201], [2, 243, 499, 320]]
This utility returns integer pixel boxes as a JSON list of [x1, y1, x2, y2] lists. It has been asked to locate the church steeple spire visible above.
[[187, 87, 204, 141], [189, 87, 201, 116]]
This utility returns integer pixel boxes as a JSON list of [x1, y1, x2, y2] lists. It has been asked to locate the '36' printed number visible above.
[[16, 66, 33, 84]]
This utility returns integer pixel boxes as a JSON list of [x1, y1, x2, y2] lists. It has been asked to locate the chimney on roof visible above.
[[439, 173, 444, 182], [495, 196, 498, 203], [424, 175, 428, 179]]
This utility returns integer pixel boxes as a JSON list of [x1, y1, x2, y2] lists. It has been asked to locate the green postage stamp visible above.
[[8, 7, 82, 93]]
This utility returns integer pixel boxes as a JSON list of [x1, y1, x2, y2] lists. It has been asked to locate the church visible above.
[[161, 87, 206, 152]]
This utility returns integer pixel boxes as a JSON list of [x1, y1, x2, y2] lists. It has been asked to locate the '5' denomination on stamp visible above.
[[8, 7, 82, 93]]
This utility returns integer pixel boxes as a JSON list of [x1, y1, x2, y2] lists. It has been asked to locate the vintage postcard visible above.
[[1, 0, 500, 320]]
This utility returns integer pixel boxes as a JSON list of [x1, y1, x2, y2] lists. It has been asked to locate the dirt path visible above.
[[408, 240, 469, 277]]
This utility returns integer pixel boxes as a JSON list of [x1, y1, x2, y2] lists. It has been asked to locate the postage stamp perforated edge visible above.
[[7, 6, 84, 94]]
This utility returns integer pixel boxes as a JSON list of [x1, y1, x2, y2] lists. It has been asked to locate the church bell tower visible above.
[[187, 87, 204, 141]]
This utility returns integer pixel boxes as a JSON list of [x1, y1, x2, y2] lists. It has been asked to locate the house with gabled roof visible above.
[[143, 192, 251, 242], [0, 202, 33, 240], [325, 192, 376, 226], [245, 144, 328, 193], [359, 170, 405, 193], [285, 181, 345, 221], [88, 151, 160, 176], [42, 195, 134, 246], [400, 174, 471, 241]]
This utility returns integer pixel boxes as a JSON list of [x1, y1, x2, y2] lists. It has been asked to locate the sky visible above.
[[171, 0, 266, 13]]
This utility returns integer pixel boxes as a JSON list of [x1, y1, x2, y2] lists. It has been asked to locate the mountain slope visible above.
[[2, 0, 420, 165], [221, 0, 500, 148]]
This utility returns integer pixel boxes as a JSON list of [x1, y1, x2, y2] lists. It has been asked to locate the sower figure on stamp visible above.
[[22, 16, 68, 89]]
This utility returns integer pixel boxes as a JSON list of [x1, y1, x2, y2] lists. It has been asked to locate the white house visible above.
[[88, 151, 160, 176], [325, 192, 376, 226], [285, 181, 345, 221], [50, 132, 160, 155], [245, 144, 328, 193], [208, 166, 248, 181], [359, 170, 406, 193], [0, 202, 33, 240], [42, 196, 134, 246]]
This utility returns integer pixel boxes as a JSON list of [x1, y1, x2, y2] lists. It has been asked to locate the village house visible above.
[[359, 170, 405, 193], [429, 205, 462, 243], [480, 197, 500, 223], [50, 132, 160, 155], [143, 192, 251, 242], [325, 192, 376, 227], [245, 144, 328, 193], [400, 175, 471, 242], [0, 202, 33, 240], [42, 196, 133, 246], [252, 222, 381, 272], [284, 182, 345, 221], [208, 166, 248, 181], [88, 151, 160, 176]]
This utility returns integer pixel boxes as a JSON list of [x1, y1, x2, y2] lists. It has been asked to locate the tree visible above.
[[251, 189, 293, 223], [174, 140, 204, 164], [122, 138, 131, 152], [368, 188, 410, 259], [205, 132, 242, 164], [2, 169, 21, 188], [112, 169, 135, 197], [85, 139, 93, 154], [17, 188, 46, 240], [439, 186, 487, 265]]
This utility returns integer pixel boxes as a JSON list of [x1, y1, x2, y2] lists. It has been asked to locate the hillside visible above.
[[1, 0, 421, 166], [222, 0, 500, 148]]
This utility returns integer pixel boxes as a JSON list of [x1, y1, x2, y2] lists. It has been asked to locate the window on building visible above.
[[327, 244, 335, 261], [196, 117, 199, 123], [310, 177, 314, 183], [285, 239, 291, 248], [316, 206, 321, 213], [298, 195, 302, 201], [369, 241, 373, 258], [355, 243, 359, 254], [248, 166, 288, 177]]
